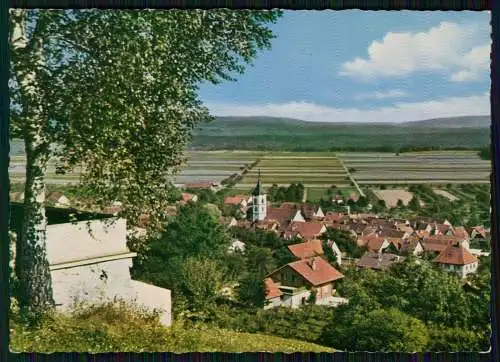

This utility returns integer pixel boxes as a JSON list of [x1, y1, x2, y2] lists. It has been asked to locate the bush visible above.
[[10, 300, 334, 353]]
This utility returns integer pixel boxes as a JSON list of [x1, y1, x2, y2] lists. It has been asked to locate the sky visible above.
[[199, 10, 491, 123]]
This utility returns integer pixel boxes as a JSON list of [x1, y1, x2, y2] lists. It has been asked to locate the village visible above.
[[9, 164, 490, 324]]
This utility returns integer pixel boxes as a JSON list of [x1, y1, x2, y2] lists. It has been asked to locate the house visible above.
[[288, 240, 324, 259], [184, 181, 221, 192], [265, 205, 305, 233], [331, 195, 344, 204], [434, 242, 479, 278], [181, 193, 198, 204], [299, 204, 325, 221], [422, 235, 470, 253], [357, 234, 389, 252], [357, 252, 405, 271], [9, 203, 172, 326], [264, 278, 283, 310], [224, 195, 251, 208], [399, 238, 424, 256], [47, 191, 71, 208], [283, 221, 327, 241], [452, 226, 469, 240], [323, 212, 349, 226], [253, 219, 280, 234], [469, 226, 490, 240], [265, 257, 344, 309]]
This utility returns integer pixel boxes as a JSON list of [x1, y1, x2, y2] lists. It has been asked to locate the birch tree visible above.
[[9, 9, 281, 313]]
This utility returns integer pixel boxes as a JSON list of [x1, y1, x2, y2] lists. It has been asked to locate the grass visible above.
[[10, 301, 333, 353]]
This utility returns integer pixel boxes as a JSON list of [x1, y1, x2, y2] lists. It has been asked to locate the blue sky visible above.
[[199, 10, 491, 123]]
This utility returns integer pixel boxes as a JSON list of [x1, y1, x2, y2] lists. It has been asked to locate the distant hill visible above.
[[191, 115, 490, 151], [401, 115, 490, 129]]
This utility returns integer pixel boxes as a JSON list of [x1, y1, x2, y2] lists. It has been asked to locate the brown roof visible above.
[[284, 221, 325, 241], [377, 228, 406, 239], [224, 195, 247, 205], [264, 278, 283, 300], [400, 238, 422, 253], [434, 243, 478, 265], [266, 206, 301, 231], [288, 240, 324, 259], [324, 212, 346, 224], [422, 235, 463, 252], [357, 234, 384, 248], [184, 181, 215, 189], [366, 236, 388, 252], [470, 226, 490, 238], [433, 223, 453, 234], [357, 252, 405, 271], [452, 226, 469, 239], [182, 193, 196, 202], [287, 257, 344, 286]]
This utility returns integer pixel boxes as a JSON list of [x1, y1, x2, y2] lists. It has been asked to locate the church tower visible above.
[[252, 169, 267, 222]]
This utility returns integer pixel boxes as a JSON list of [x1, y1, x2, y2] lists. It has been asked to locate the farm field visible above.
[[337, 151, 490, 185], [235, 154, 350, 190], [433, 188, 459, 201]]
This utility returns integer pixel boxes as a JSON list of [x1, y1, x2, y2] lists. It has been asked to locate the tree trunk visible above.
[[11, 10, 54, 313]]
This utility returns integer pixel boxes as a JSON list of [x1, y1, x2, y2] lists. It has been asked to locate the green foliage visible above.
[[133, 203, 232, 310], [268, 183, 304, 202], [478, 145, 490, 160], [324, 307, 429, 352], [178, 257, 229, 312], [236, 276, 266, 308], [10, 301, 332, 352]]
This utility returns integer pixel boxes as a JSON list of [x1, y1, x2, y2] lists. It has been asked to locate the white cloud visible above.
[[340, 21, 490, 82], [205, 93, 489, 124], [354, 89, 408, 100]]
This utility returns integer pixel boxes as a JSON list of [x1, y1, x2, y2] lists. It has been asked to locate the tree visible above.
[[408, 196, 420, 211], [236, 275, 266, 308], [10, 9, 281, 312], [178, 256, 228, 312]]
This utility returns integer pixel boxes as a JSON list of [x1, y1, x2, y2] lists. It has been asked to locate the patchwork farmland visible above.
[[233, 154, 350, 191], [337, 151, 490, 185]]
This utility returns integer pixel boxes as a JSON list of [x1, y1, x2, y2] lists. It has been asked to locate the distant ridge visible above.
[[401, 115, 490, 128], [195, 115, 491, 132]]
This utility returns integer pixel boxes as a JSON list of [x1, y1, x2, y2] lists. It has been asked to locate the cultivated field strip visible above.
[[337, 151, 491, 185], [239, 155, 348, 187]]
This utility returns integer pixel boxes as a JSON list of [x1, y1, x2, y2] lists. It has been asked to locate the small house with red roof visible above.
[[434, 241, 479, 278], [181, 193, 198, 204], [265, 257, 344, 308], [283, 221, 327, 241], [224, 195, 251, 208]]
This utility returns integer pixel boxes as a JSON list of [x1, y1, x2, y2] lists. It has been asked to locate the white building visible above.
[[11, 213, 172, 326], [252, 170, 267, 222]]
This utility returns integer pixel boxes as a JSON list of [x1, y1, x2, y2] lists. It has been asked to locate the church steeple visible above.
[[251, 169, 266, 222], [252, 169, 263, 196]]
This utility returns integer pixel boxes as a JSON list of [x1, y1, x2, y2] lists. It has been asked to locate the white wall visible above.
[[46, 217, 172, 326], [46, 218, 129, 264]]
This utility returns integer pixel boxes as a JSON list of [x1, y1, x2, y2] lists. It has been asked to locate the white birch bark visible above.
[[11, 9, 54, 312]]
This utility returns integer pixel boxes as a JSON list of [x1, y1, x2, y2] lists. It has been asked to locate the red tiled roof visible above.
[[287, 257, 344, 286], [182, 193, 196, 202], [224, 195, 247, 205], [285, 221, 325, 240], [453, 226, 469, 239], [357, 234, 383, 247], [288, 240, 324, 259], [264, 278, 283, 300], [365, 235, 388, 252], [324, 212, 346, 223], [435, 243, 478, 265]]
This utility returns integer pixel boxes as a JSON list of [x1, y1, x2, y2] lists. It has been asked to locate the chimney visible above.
[[310, 257, 317, 270]]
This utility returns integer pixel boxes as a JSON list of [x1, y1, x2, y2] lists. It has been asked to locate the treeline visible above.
[[267, 183, 305, 203], [478, 145, 490, 160]]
